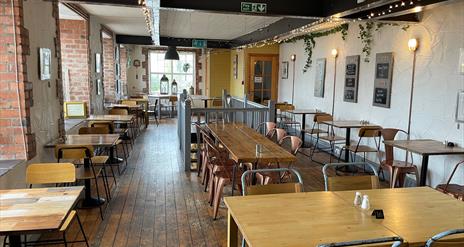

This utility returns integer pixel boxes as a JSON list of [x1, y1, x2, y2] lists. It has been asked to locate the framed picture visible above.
[[64, 102, 87, 118], [39, 48, 51, 80], [281, 61, 289, 79], [95, 53, 102, 73], [372, 52, 394, 108], [96, 78, 102, 95], [456, 91, 464, 123], [343, 55, 360, 103], [314, 58, 326, 98], [233, 55, 239, 79]]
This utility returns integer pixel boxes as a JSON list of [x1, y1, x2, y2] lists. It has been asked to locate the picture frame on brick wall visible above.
[[96, 79, 102, 95], [39, 48, 51, 80], [96, 53, 102, 73]]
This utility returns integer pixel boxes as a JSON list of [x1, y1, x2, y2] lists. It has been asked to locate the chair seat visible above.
[[436, 184, 464, 200], [77, 156, 109, 165], [60, 210, 76, 232], [281, 120, 301, 125], [303, 128, 328, 135], [381, 160, 417, 169], [319, 135, 345, 142], [76, 166, 103, 180], [346, 145, 378, 153]]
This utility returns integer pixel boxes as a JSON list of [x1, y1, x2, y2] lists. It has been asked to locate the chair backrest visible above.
[[26, 163, 76, 185], [441, 160, 464, 193], [109, 108, 128, 115], [169, 96, 178, 102], [89, 121, 114, 133], [425, 229, 464, 247], [79, 126, 110, 134], [322, 162, 380, 191], [317, 236, 404, 247], [379, 128, 410, 163], [316, 114, 333, 123], [241, 168, 304, 196], [279, 136, 302, 155], [121, 100, 137, 106], [256, 122, 276, 138], [275, 128, 287, 143], [358, 126, 382, 137], [55, 144, 94, 161]]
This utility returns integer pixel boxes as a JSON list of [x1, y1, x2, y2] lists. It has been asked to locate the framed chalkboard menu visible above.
[[343, 55, 360, 103], [373, 53, 394, 108]]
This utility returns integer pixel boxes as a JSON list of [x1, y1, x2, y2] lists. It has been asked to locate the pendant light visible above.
[[165, 46, 179, 60]]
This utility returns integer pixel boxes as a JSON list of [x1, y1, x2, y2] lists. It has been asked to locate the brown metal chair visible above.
[[378, 128, 419, 188], [323, 162, 380, 191], [436, 160, 464, 201], [310, 114, 345, 163], [338, 126, 382, 165]]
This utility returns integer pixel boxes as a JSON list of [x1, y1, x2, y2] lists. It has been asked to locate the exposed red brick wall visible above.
[[120, 46, 127, 95], [102, 36, 115, 102], [0, 0, 35, 159], [59, 19, 90, 103]]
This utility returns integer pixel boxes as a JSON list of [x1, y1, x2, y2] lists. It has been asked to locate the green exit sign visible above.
[[192, 39, 207, 48], [241, 2, 267, 14]]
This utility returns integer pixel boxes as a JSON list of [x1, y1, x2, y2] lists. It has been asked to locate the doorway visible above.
[[248, 54, 278, 104]]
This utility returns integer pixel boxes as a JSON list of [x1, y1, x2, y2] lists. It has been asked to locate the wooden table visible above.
[[288, 109, 320, 145], [87, 114, 134, 122], [334, 187, 464, 246], [190, 95, 220, 108], [384, 139, 464, 186], [149, 94, 175, 119], [225, 191, 398, 247], [0, 186, 83, 247], [322, 120, 380, 162], [225, 187, 464, 247], [105, 103, 143, 110], [128, 98, 149, 128]]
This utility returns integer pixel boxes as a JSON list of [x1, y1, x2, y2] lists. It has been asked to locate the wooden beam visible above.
[[115, 35, 232, 48]]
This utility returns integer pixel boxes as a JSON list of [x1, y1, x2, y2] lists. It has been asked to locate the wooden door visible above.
[[248, 54, 278, 104]]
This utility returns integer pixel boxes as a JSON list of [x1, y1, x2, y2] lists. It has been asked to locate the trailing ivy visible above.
[[282, 23, 349, 72], [358, 22, 410, 62]]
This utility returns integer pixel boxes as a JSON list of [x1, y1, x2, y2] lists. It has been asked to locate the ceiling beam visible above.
[[116, 35, 232, 48]]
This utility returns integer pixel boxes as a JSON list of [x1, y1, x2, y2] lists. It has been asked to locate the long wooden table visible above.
[[225, 187, 464, 247], [87, 114, 134, 122], [207, 123, 296, 164], [384, 139, 464, 186], [0, 186, 83, 247]]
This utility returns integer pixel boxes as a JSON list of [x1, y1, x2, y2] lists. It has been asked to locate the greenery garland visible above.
[[282, 23, 349, 72]]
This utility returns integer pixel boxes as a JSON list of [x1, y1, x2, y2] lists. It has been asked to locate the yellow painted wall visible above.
[[206, 49, 231, 97]]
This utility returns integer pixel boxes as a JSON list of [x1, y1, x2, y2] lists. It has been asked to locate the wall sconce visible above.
[[331, 48, 338, 58], [290, 54, 296, 61], [408, 38, 418, 52]]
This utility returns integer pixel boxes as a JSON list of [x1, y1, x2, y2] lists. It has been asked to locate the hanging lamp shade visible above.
[[165, 46, 179, 60]]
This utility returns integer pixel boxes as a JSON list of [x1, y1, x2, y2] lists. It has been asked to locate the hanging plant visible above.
[[358, 21, 411, 62], [282, 23, 349, 72]]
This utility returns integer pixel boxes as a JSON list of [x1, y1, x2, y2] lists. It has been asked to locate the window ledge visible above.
[[0, 160, 25, 177]]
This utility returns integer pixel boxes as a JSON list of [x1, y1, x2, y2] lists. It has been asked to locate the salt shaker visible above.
[[361, 195, 370, 210], [353, 192, 362, 206]]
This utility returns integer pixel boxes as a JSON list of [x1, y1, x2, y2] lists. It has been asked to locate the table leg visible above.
[[204, 99, 208, 108], [344, 128, 351, 162], [419, 155, 429, 186], [231, 164, 237, 196], [108, 146, 123, 164], [227, 210, 239, 247], [158, 99, 162, 119], [301, 114, 306, 147], [81, 158, 105, 207], [8, 235, 21, 247]]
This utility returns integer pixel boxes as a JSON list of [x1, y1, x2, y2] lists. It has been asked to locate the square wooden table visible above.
[[322, 120, 380, 161], [287, 109, 320, 145], [383, 139, 464, 186], [0, 186, 83, 247]]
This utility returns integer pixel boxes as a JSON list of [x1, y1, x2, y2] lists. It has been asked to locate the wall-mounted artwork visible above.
[[95, 53, 102, 73], [281, 61, 289, 79], [314, 58, 326, 98], [39, 48, 51, 80], [372, 52, 394, 108], [96, 78, 102, 95], [344, 55, 360, 103], [233, 54, 239, 79]]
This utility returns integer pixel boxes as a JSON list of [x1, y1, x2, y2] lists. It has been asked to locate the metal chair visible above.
[[436, 161, 464, 201], [279, 135, 302, 156], [310, 114, 345, 164], [425, 229, 464, 246], [241, 168, 304, 196], [317, 236, 403, 247], [338, 126, 382, 164], [322, 162, 380, 191], [275, 128, 287, 144], [255, 121, 277, 139]]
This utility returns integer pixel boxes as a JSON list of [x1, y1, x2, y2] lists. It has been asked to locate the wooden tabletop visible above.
[[207, 123, 296, 163], [87, 114, 133, 122], [0, 186, 83, 235], [148, 94, 175, 99], [334, 187, 464, 246], [288, 109, 320, 114], [64, 134, 120, 146], [384, 139, 464, 155], [225, 191, 398, 247], [322, 120, 380, 128], [105, 104, 142, 109], [190, 95, 219, 101]]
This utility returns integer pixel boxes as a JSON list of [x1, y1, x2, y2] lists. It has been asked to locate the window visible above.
[[149, 51, 195, 94]]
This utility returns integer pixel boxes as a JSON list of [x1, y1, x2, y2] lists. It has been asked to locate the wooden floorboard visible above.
[[33, 118, 370, 247]]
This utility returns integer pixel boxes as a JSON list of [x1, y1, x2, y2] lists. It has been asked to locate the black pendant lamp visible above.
[[165, 46, 179, 60]]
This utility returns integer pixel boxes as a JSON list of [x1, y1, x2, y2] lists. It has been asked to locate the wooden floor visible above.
[[37, 119, 349, 247]]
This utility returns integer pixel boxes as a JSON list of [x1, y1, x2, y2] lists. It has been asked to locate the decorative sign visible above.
[[64, 102, 87, 118], [373, 52, 394, 108], [281, 61, 289, 79], [344, 55, 360, 103], [39, 48, 51, 80], [314, 58, 326, 98], [456, 91, 464, 123], [254, 76, 263, 83], [233, 55, 239, 79], [241, 2, 267, 14], [192, 39, 207, 48]]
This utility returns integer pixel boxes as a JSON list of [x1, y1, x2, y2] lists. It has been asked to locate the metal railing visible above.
[[177, 90, 275, 171]]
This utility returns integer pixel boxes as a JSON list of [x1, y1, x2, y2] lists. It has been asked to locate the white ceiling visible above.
[[64, 3, 282, 40], [59, 3, 84, 20]]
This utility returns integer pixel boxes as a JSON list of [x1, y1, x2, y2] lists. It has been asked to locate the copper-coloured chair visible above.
[[378, 128, 419, 188], [436, 160, 464, 201], [255, 121, 277, 139], [275, 128, 287, 144]]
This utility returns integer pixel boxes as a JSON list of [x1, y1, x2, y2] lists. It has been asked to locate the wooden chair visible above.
[[278, 104, 301, 136], [436, 160, 464, 201], [303, 113, 330, 142], [317, 236, 404, 247], [22, 163, 89, 247], [338, 126, 382, 164], [378, 128, 419, 188], [322, 162, 380, 191], [120, 100, 137, 106], [310, 114, 345, 163], [55, 145, 109, 219], [425, 229, 464, 247]]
